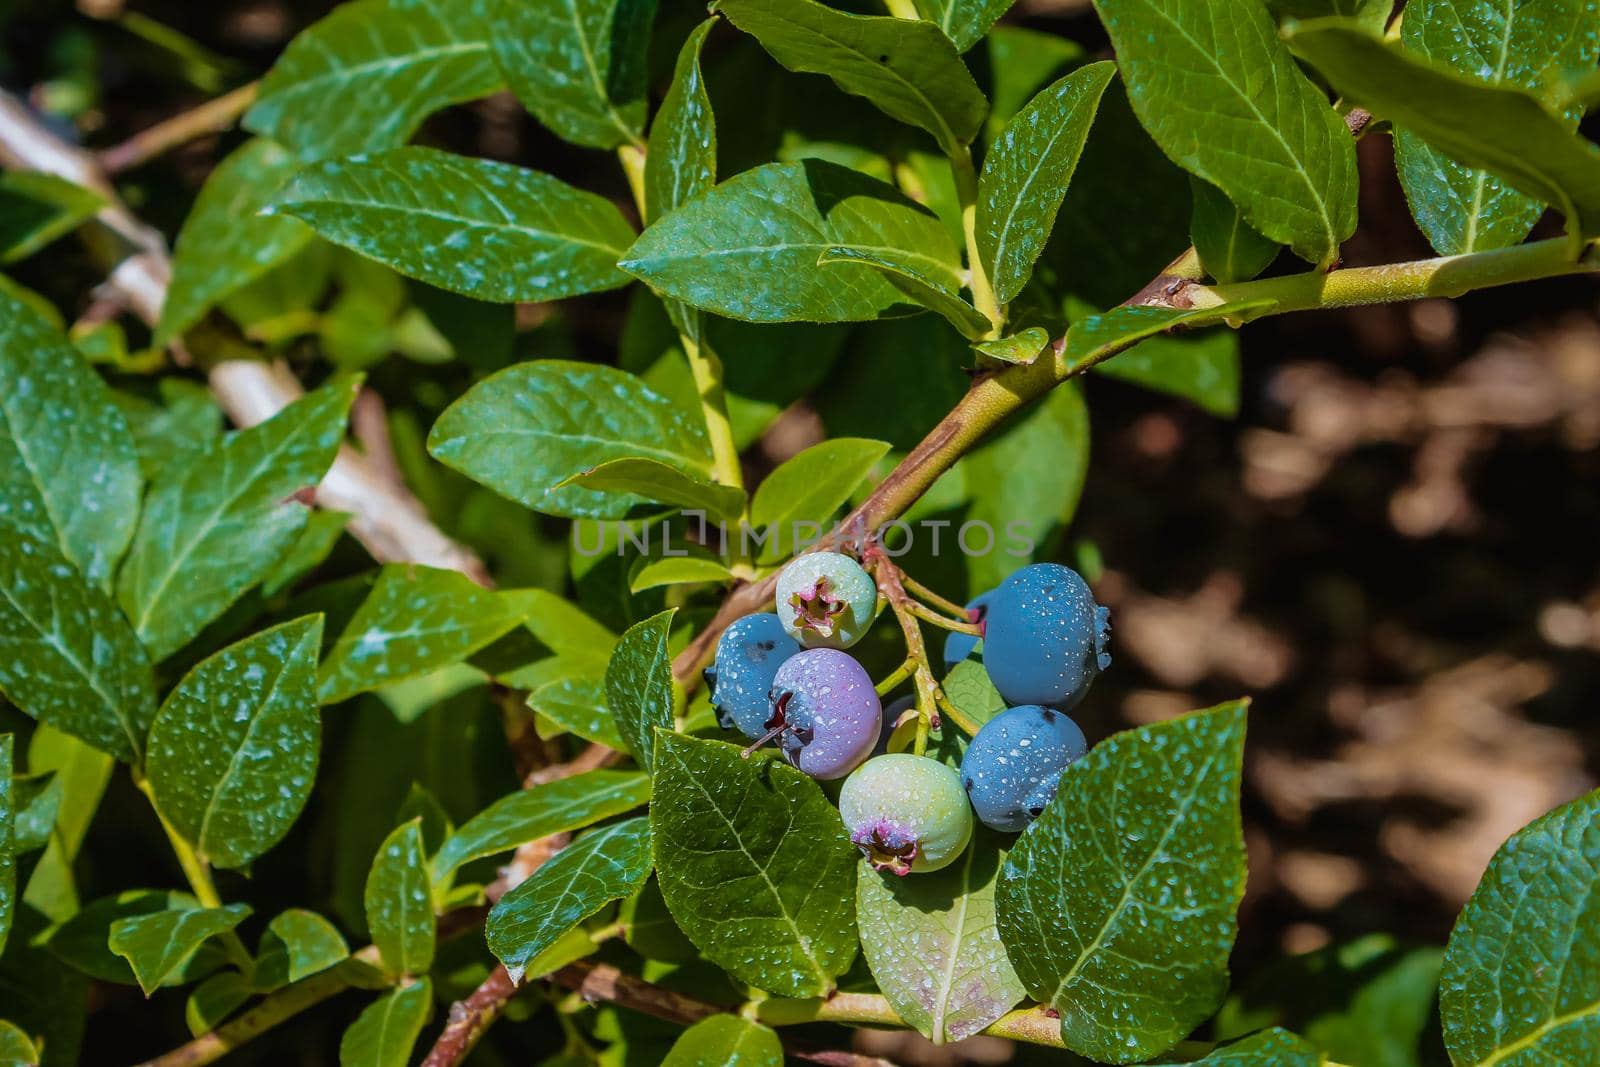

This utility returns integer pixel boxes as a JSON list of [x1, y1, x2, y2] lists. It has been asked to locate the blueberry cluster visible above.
[[705, 554, 1111, 876]]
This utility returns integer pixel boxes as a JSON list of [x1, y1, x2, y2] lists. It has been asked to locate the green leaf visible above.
[[114, 379, 224, 483], [624, 160, 960, 323], [857, 832, 1026, 1044], [22, 727, 112, 922], [0, 531, 156, 764], [1092, 0, 1358, 266], [365, 819, 434, 979], [429, 360, 713, 519], [1092, 327, 1242, 418], [491, 0, 653, 150], [629, 556, 735, 593], [0, 172, 104, 264], [748, 437, 890, 563], [245, 0, 500, 160], [530, 676, 624, 748], [816, 246, 992, 339], [604, 610, 677, 774], [962, 383, 1088, 591], [338, 979, 432, 1067], [0, 736, 12, 959], [158, 139, 314, 344], [646, 20, 717, 224], [117, 377, 358, 661], [1152, 1028, 1323, 1066], [914, 0, 1018, 53], [1062, 301, 1269, 373], [317, 565, 535, 703], [661, 1015, 784, 1066], [1266, 0, 1390, 31], [0, 1020, 38, 1066], [261, 509, 350, 596], [488, 817, 653, 981], [1190, 177, 1279, 284], [432, 769, 651, 885], [651, 734, 858, 997], [146, 617, 323, 869], [941, 659, 1006, 730], [253, 909, 350, 990], [1440, 788, 1600, 1066], [46, 890, 210, 984], [973, 327, 1050, 365], [0, 287, 141, 589], [1286, 20, 1600, 241], [978, 62, 1116, 305], [995, 701, 1249, 1063], [268, 148, 635, 303], [1395, 0, 1599, 255], [186, 971, 252, 1037], [11, 771, 61, 855], [984, 27, 1086, 136], [559, 458, 746, 522], [716, 0, 988, 154], [108, 903, 252, 996]]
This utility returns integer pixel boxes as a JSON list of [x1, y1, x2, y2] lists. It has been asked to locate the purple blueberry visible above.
[[983, 563, 1110, 708], [706, 613, 803, 739], [941, 589, 996, 668], [763, 648, 880, 779], [839, 755, 972, 875], [960, 704, 1088, 832]]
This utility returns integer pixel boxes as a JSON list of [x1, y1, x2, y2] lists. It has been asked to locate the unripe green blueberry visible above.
[[839, 754, 973, 875], [775, 551, 878, 649]]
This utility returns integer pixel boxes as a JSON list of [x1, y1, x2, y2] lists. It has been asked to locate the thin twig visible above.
[[99, 81, 260, 174]]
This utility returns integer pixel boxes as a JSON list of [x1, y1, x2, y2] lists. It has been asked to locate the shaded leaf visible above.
[[647, 20, 718, 224], [158, 139, 314, 343], [261, 510, 351, 596], [269, 148, 635, 303], [0, 172, 103, 264], [1190, 177, 1279, 284], [1062, 301, 1269, 372], [113, 379, 224, 483], [0, 531, 155, 764], [432, 769, 651, 885], [108, 903, 251, 996], [529, 676, 624, 749], [941, 659, 1007, 729], [560, 458, 746, 522], [1440, 787, 1600, 1066], [0, 737, 11, 958], [185, 972, 251, 1037], [857, 831, 1025, 1043], [11, 771, 62, 855], [338, 979, 432, 1067], [1287, 20, 1600, 240], [1092, 327, 1242, 417], [253, 909, 350, 990], [46, 890, 215, 985], [0, 287, 140, 589], [1395, 0, 1600, 255], [430, 360, 713, 519], [146, 617, 323, 869], [318, 565, 535, 703], [365, 819, 434, 979], [246, 0, 500, 160], [488, 818, 653, 981], [1151, 1028, 1323, 1066], [717, 0, 988, 154], [629, 556, 735, 593], [996, 702, 1249, 1063], [492, 0, 654, 150], [973, 327, 1049, 365], [623, 160, 960, 323], [915, 0, 1019, 53], [1092, 0, 1358, 266], [0, 1020, 38, 1066], [978, 62, 1115, 304], [604, 610, 677, 774], [117, 377, 358, 661], [817, 246, 992, 339], [661, 1015, 783, 1066], [1266, 0, 1391, 30], [651, 734, 858, 997], [749, 437, 890, 562]]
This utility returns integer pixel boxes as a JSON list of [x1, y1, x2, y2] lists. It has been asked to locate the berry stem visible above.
[[900, 573, 971, 619], [865, 549, 950, 756], [874, 657, 915, 696], [935, 690, 984, 738], [903, 598, 982, 634]]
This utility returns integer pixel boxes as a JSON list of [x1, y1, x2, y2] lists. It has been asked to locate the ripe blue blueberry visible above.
[[775, 551, 878, 650], [839, 754, 973, 875], [705, 613, 802, 738], [983, 563, 1110, 708], [761, 648, 880, 779], [942, 589, 996, 668], [960, 705, 1087, 832]]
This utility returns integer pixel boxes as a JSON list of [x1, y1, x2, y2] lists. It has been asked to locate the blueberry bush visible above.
[[0, 0, 1598, 1065]]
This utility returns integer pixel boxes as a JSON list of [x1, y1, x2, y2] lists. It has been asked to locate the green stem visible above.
[[948, 143, 1002, 335], [881, 0, 919, 18], [136, 776, 222, 910], [617, 145, 647, 221]]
